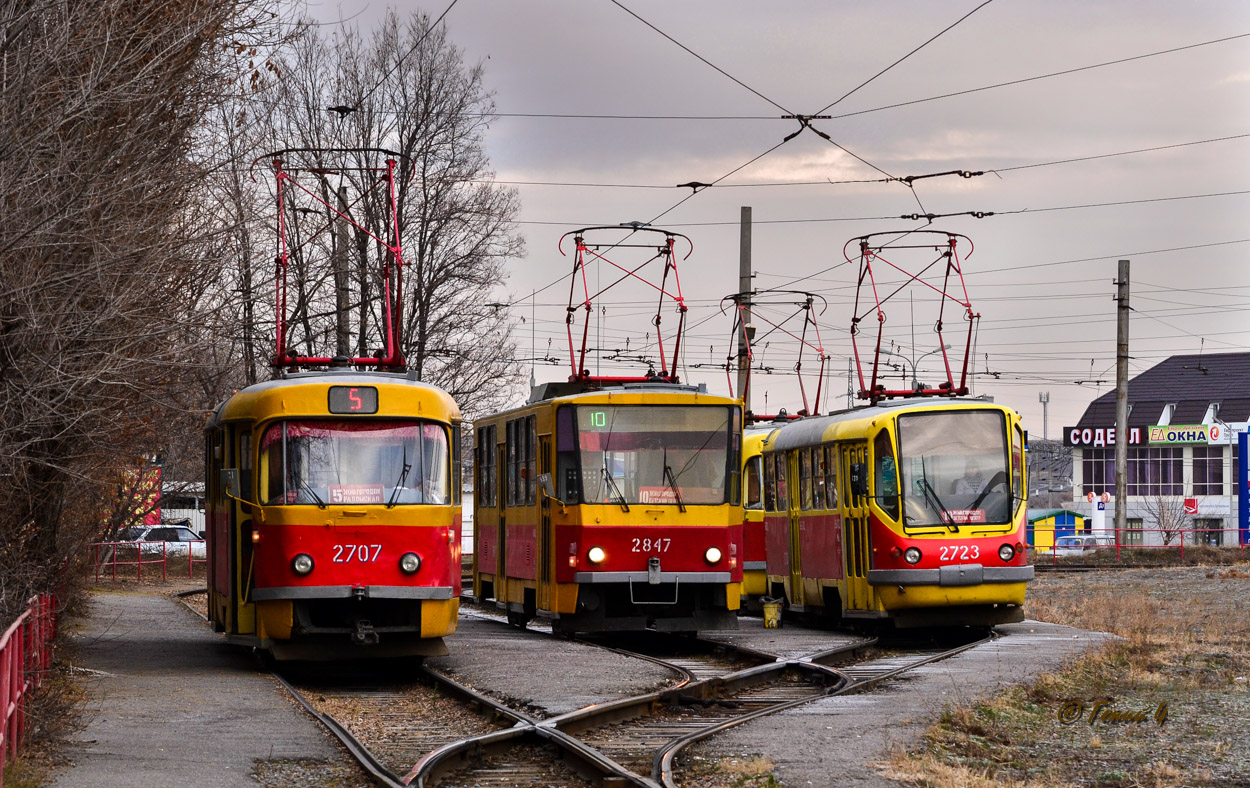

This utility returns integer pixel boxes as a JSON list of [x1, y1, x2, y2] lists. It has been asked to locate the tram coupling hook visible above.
[[352, 619, 379, 646]]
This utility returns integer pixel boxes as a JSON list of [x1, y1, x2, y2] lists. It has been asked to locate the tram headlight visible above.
[[998, 543, 1016, 562], [903, 547, 922, 565], [291, 553, 314, 576], [587, 546, 607, 565], [704, 546, 723, 564], [399, 552, 422, 574]]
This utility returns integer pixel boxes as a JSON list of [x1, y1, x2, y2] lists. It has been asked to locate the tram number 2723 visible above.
[[939, 545, 980, 562], [333, 544, 383, 563], [632, 538, 672, 553]]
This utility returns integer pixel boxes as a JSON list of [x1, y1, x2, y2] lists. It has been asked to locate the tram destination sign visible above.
[[328, 385, 379, 414]]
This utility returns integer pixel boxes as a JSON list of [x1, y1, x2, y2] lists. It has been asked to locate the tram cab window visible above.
[[259, 420, 449, 506], [744, 455, 763, 510], [873, 430, 900, 519], [555, 406, 580, 504]]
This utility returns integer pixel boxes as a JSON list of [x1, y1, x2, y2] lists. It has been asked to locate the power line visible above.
[[814, 0, 995, 114], [608, 0, 793, 115]]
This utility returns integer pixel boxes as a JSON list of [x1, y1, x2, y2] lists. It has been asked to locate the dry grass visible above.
[[884, 565, 1250, 787]]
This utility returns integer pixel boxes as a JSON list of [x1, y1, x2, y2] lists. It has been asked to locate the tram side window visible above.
[[812, 447, 826, 509], [506, 420, 519, 506], [824, 445, 840, 510], [873, 431, 900, 519], [762, 452, 776, 511], [526, 415, 537, 505], [799, 449, 812, 510], [476, 425, 496, 507], [775, 453, 789, 509]]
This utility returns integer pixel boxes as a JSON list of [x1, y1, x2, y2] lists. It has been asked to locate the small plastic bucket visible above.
[[762, 598, 783, 629]]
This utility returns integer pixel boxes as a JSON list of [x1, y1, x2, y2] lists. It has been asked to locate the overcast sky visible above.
[[310, 0, 1250, 435]]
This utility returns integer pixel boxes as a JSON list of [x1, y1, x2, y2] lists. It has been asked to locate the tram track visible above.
[[262, 605, 991, 788]]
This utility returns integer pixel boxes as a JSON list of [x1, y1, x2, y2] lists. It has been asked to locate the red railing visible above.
[[0, 594, 57, 785], [1033, 526, 1247, 564], [92, 541, 207, 581]]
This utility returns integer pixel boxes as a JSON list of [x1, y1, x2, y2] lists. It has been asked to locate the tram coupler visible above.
[[648, 557, 661, 585], [352, 619, 379, 646]]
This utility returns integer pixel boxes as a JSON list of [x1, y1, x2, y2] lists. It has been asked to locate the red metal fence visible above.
[[0, 594, 56, 784], [92, 541, 206, 582], [1035, 526, 1247, 564]]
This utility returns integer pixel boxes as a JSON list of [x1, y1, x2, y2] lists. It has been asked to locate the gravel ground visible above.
[[428, 615, 676, 717]]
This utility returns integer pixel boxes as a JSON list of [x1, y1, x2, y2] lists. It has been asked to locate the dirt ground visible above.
[[885, 565, 1250, 787]]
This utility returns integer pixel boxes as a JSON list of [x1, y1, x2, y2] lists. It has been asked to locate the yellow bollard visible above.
[[762, 598, 783, 629]]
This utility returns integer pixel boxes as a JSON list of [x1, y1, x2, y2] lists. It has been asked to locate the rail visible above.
[[92, 541, 207, 581], [0, 594, 57, 787]]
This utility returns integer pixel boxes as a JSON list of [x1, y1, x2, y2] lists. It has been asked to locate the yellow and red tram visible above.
[[472, 382, 744, 633], [740, 426, 774, 605], [761, 399, 1032, 628], [205, 371, 463, 659]]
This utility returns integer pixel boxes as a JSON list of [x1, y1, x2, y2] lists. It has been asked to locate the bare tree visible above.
[[254, 11, 526, 418], [0, 0, 292, 620], [1139, 494, 1192, 545]]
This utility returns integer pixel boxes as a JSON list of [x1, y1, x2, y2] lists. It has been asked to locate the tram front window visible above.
[[575, 405, 734, 506], [896, 410, 1012, 527], [260, 420, 449, 506]]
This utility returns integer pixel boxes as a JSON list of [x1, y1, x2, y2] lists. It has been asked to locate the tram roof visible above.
[[208, 368, 460, 427], [768, 397, 1008, 451]]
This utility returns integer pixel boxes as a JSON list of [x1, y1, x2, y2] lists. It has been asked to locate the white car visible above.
[[117, 525, 207, 559], [1052, 534, 1116, 557]]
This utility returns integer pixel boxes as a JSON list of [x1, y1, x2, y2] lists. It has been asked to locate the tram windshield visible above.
[[260, 420, 449, 506], [571, 405, 737, 506], [895, 410, 1012, 528]]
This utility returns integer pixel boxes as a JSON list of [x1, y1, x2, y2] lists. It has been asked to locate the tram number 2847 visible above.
[[333, 544, 383, 563], [632, 538, 672, 553], [939, 545, 980, 562]]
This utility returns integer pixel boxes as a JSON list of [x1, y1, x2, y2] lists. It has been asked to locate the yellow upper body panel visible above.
[[210, 370, 462, 426]]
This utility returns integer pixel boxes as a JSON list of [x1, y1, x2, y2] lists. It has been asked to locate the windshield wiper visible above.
[[300, 479, 326, 509], [387, 444, 412, 509], [663, 446, 686, 512], [601, 464, 630, 512], [917, 457, 956, 532]]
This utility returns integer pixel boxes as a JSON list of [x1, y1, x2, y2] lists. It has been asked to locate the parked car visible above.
[[1053, 534, 1116, 557], [116, 524, 206, 558]]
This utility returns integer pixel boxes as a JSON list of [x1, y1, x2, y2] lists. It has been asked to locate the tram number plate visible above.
[[631, 538, 671, 553], [939, 545, 980, 562], [332, 544, 383, 563]]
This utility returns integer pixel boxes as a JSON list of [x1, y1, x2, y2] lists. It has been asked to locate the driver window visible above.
[[873, 430, 900, 519]]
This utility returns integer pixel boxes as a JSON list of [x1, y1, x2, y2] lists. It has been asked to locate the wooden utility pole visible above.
[[334, 185, 351, 358], [737, 207, 753, 413], [1114, 259, 1130, 539]]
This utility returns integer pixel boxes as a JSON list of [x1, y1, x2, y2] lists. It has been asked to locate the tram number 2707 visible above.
[[333, 544, 383, 563], [631, 538, 671, 553]]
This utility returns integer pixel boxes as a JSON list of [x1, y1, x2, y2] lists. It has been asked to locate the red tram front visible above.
[[205, 371, 463, 659]]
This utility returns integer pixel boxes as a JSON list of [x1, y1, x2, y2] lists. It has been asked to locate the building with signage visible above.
[[1065, 351, 1249, 546]]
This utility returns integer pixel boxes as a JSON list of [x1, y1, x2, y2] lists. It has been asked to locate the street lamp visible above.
[[882, 344, 951, 390]]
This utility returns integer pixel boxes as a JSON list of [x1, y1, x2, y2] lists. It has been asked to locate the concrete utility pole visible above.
[[737, 207, 753, 413], [1038, 391, 1050, 441], [1114, 259, 1130, 540]]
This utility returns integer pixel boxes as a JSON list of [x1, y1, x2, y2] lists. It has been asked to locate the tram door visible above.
[[537, 435, 554, 611], [841, 442, 874, 614], [787, 450, 805, 607]]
